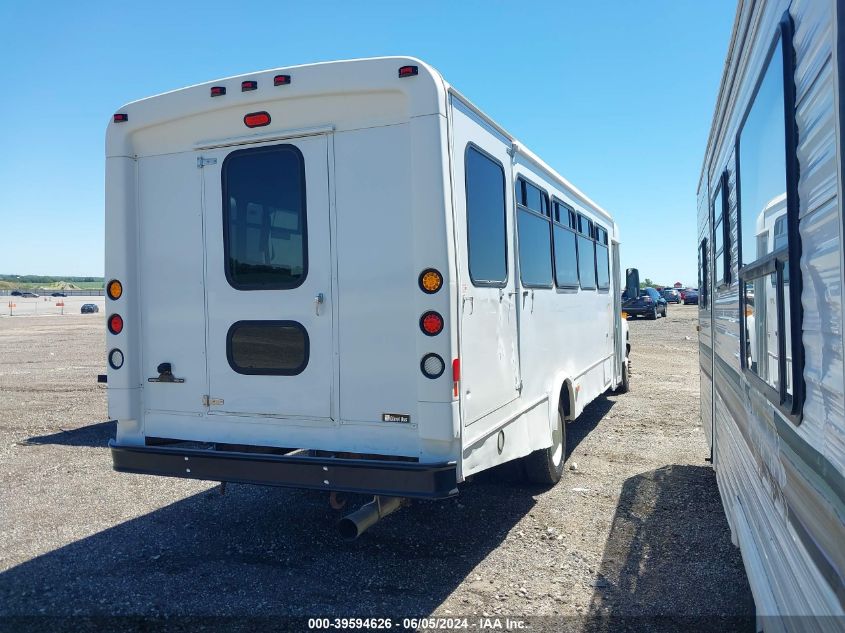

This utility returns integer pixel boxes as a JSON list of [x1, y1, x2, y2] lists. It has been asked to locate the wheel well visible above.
[[559, 381, 573, 420]]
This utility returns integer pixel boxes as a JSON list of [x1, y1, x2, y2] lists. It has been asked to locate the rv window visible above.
[[465, 146, 508, 286], [713, 181, 725, 285], [736, 18, 801, 418], [577, 234, 596, 290], [222, 145, 306, 290], [699, 238, 708, 309], [553, 225, 579, 288], [227, 321, 309, 375], [517, 209, 553, 288]]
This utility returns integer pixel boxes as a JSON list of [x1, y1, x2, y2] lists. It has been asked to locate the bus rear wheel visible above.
[[522, 404, 566, 485]]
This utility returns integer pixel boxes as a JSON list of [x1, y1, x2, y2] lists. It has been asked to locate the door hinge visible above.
[[197, 157, 217, 169], [202, 395, 224, 406]]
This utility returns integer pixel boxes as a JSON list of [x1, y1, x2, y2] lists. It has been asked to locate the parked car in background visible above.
[[80, 303, 99, 314], [662, 288, 681, 303], [10, 290, 22, 296], [20, 292, 39, 298], [623, 287, 667, 319], [683, 289, 699, 305], [51, 292, 67, 297]]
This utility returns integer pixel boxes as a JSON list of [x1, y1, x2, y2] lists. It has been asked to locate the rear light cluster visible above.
[[107, 278, 124, 371], [417, 268, 453, 387]]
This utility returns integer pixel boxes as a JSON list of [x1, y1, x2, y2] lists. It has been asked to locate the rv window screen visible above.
[[222, 145, 307, 289], [227, 321, 309, 375], [465, 146, 508, 285], [736, 17, 802, 420]]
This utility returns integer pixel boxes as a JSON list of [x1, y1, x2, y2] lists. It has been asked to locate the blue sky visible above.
[[0, 1, 733, 285]]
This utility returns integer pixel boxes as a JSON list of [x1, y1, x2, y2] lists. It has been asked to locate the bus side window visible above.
[[464, 145, 508, 286], [576, 213, 596, 291], [595, 224, 610, 290], [516, 178, 553, 288]]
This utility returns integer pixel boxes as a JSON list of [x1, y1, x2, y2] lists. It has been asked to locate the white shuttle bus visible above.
[[698, 0, 845, 625], [105, 57, 632, 536]]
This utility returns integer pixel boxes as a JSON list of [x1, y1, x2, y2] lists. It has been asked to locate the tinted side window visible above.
[[595, 242, 610, 290], [227, 321, 309, 375], [553, 224, 579, 288], [577, 235, 596, 290], [465, 146, 508, 285], [518, 208, 553, 287], [223, 145, 306, 289], [523, 181, 548, 216]]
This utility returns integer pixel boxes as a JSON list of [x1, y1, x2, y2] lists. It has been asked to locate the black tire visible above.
[[616, 360, 630, 394], [663, 305, 668, 318], [522, 404, 566, 486], [648, 306, 657, 320]]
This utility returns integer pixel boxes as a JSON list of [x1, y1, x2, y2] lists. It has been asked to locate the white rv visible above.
[[105, 57, 632, 535], [698, 0, 845, 624]]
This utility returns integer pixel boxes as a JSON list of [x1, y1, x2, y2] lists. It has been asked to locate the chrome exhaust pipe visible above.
[[337, 496, 404, 540]]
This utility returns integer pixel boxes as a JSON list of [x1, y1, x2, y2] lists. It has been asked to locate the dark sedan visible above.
[[80, 303, 99, 314], [683, 289, 699, 305], [623, 287, 667, 319], [662, 289, 681, 304]]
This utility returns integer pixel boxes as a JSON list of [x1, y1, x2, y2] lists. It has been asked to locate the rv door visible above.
[[200, 136, 335, 421]]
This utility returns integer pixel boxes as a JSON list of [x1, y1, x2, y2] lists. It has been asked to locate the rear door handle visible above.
[[314, 292, 325, 315]]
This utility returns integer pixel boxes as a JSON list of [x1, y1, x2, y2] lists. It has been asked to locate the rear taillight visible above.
[[108, 314, 124, 334], [452, 358, 460, 397], [420, 311, 444, 336], [244, 111, 271, 128]]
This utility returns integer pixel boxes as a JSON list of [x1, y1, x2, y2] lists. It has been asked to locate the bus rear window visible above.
[[222, 144, 307, 290], [227, 321, 309, 375]]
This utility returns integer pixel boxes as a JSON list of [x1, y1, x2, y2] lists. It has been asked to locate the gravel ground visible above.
[[0, 306, 754, 631]]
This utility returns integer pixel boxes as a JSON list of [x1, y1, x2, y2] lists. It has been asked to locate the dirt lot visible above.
[[0, 305, 754, 631]]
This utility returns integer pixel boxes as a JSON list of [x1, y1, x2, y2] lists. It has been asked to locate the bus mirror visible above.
[[625, 268, 640, 300]]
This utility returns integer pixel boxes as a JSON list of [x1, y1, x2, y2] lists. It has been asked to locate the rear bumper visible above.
[[110, 442, 458, 499], [623, 305, 653, 315]]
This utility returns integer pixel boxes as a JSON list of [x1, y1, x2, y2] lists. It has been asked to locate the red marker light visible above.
[[113, 113, 128, 123], [420, 311, 444, 336], [241, 80, 257, 91], [210, 86, 226, 97], [108, 314, 124, 335], [244, 111, 271, 128], [452, 358, 460, 397], [398, 65, 419, 78], [273, 74, 291, 86]]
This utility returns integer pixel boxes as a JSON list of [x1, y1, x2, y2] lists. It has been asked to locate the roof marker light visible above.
[[273, 74, 291, 86], [113, 113, 128, 123], [210, 86, 226, 97], [398, 65, 418, 78], [244, 111, 271, 128], [241, 80, 257, 91]]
